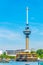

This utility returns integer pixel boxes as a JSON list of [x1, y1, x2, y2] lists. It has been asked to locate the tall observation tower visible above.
[[23, 7, 31, 50], [16, 7, 37, 61]]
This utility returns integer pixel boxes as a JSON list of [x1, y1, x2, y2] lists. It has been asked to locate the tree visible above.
[[36, 49, 43, 58], [36, 49, 43, 55]]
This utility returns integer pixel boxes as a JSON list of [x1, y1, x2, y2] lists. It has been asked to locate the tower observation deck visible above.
[[23, 7, 31, 50]]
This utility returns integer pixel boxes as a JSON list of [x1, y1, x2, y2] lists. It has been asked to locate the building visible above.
[[6, 49, 25, 56], [6, 50, 16, 56]]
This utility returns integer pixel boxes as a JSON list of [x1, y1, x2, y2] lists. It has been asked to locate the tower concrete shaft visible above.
[[26, 36, 29, 50]]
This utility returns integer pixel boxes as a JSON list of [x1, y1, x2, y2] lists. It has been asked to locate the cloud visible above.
[[31, 17, 35, 20], [28, 22, 43, 38], [31, 27, 38, 34], [0, 22, 11, 25], [0, 29, 21, 40], [38, 32, 43, 36], [30, 22, 43, 27]]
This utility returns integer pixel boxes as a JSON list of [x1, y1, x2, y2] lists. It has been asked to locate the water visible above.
[[0, 61, 43, 65]]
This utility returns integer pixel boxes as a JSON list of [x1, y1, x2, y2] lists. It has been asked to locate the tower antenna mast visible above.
[[26, 7, 29, 25]]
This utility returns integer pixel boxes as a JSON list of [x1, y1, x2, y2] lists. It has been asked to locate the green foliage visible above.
[[0, 52, 16, 59], [36, 49, 43, 55], [2, 52, 6, 58], [36, 49, 43, 59], [7, 56, 16, 59], [31, 50, 36, 53]]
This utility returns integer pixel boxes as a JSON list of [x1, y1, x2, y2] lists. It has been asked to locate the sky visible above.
[[0, 0, 43, 50]]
